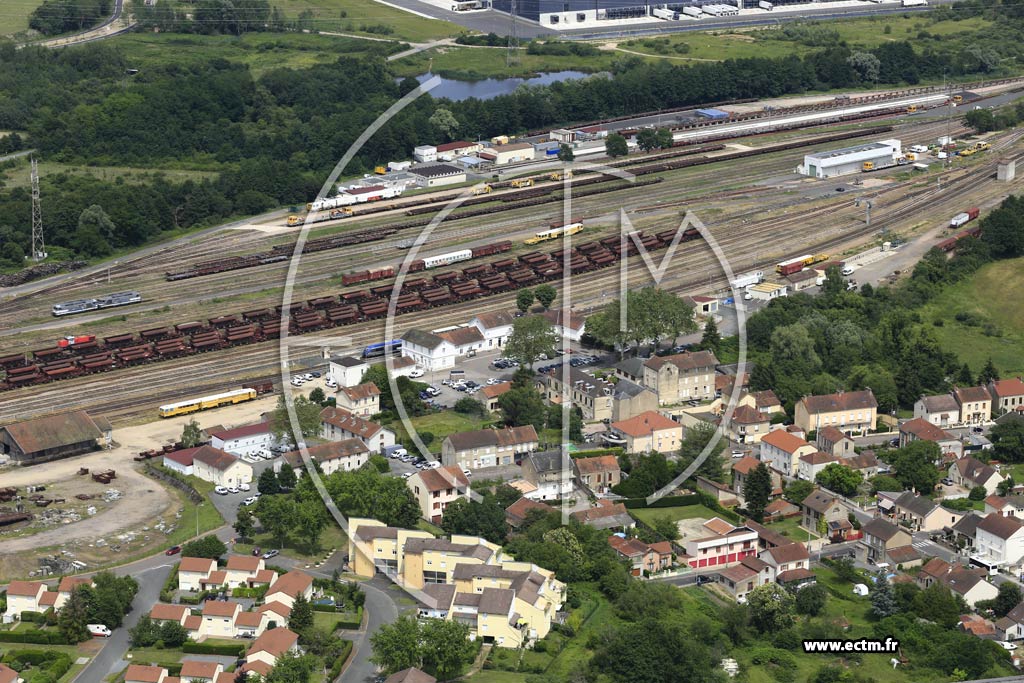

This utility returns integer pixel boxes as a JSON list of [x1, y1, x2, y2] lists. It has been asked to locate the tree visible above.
[[979, 357, 1000, 385], [181, 535, 226, 560], [869, 474, 903, 494], [655, 128, 674, 149], [815, 463, 863, 497], [57, 587, 91, 643], [994, 581, 1022, 618], [258, 467, 281, 495], [698, 317, 720, 356], [295, 499, 329, 553], [278, 462, 298, 490], [497, 386, 546, 432], [653, 515, 680, 541], [325, 467, 420, 529], [290, 594, 314, 633], [747, 583, 795, 633], [913, 582, 962, 628], [847, 51, 881, 81], [870, 572, 897, 619], [958, 363, 975, 386], [998, 476, 1017, 496], [160, 619, 188, 647], [428, 107, 459, 141], [308, 387, 326, 405], [256, 493, 297, 547], [992, 421, 1024, 463], [605, 133, 629, 158], [505, 315, 558, 368], [637, 128, 659, 152], [588, 288, 696, 353], [785, 480, 815, 504], [677, 422, 726, 483], [534, 283, 557, 309], [515, 288, 534, 313], [557, 144, 574, 162], [830, 557, 859, 583], [744, 463, 773, 523], [269, 394, 322, 443], [969, 485, 988, 501], [370, 614, 422, 675], [795, 583, 828, 616], [453, 397, 487, 417], [234, 510, 255, 541], [890, 440, 941, 493], [266, 652, 316, 683], [420, 618, 475, 680], [180, 419, 203, 448], [129, 616, 161, 647]]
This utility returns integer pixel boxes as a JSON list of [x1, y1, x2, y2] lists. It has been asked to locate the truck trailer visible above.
[[682, 6, 702, 16], [758, 0, 773, 9], [651, 6, 679, 19], [731, 271, 765, 289]]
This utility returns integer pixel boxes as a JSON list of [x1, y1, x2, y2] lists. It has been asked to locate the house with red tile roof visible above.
[[148, 604, 189, 626], [177, 557, 217, 592], [794, 390, 877, 437], [124, 665, 167, 683], [319, 407, 395, 453], [607, 535, 674, 576], [608, 411, 682, 454], [407, 466, 471, 523], [796, 451, 839, 482], [570, 501, 635, 531], [717, 556, 772, 602], [191, 445, 253, 488], [208, 421, 274, 458], [0, 663, 23, 683], [201, 600, 242, 639], [573, 455, 621, 494], [504, 497, 553, 529], [336, 382, 381, 417], [642, 350, 719, 404], [245, 628, 300, 671], [989, 378, 1024, 414], [179, 661, 222, 683], [265, 571, 314, 609], [759, 543, 810, 582], [541, 309, 586, 343], [224, 555, 274, 589], [681, 518, 758, 569], [4, 581, 50, 617], [900, 418, 963, 458], [760, 430, 816, 478], [480, 381, 512, 412]]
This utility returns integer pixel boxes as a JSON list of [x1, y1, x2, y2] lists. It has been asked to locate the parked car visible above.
[[262, 549, 280, 560], [243, 496, 258, 506], [227, 486, 240, 494], [999, 641, 1018, 651], [239, 483, 251, 492], [214, 486, 229, 495], [165, 545, 182, 556], [252, 546, 261, 556], [325, 378, 338, 389], [310, 371, 321, 378], [409, 367, 425, 378], [290, 378, 305, 387], [731, 450, 744, 458], [462, 468, 472, 477], [941, 478, 954, 486]]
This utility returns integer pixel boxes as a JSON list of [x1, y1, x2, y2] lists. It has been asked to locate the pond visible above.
[[407, 70, 595, 101]]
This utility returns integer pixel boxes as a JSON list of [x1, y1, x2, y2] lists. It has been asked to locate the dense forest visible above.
[[1, 0, 1024, 261], [29, 0, 112, 35]]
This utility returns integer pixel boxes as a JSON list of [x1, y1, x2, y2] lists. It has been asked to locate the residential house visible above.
[[161, 446, 202, 477], [608, 411, 682, 454], [887, 491, 960, 532], [573, 455, 621, 494], [504, 497, 552, 529], [914, 394, 962, 428], [842, 451, 879, 479], [953, 386, 993, 425], [336, 382, 381, 417], [347, 520, 436, 578], [407, 466, 471, 524], [0, 409, 109, 465], [520, 451, 574, 501], [975, 513, 1024, 569], [385, 669, 437, 683], [717, 556, 772, 602], [944, 566, 999, 607], [208, 422, 274, 458], [794, 390, 878, 437], [319, 407, 395, 453], [816, 426, 856, 458], [264, 571, 314, 610], [4, 581, 50, 617], [900, 418, 963, 458], [949, 456, 1004, 496], [985, 495, 1024, 518], [996, 601, 1024, 641], [191, 446, 253, 488], [722, 404, 771, 445], [760, 430, 816, 478], [0, 664, 23, 683], [858, 518, 917, 567], [607, 536, 674, 576], [401, 535, 501, 589], [951, 512, 985, 552], [917, 558, 953, 589], [243, 628, 300, 678], [989, 378, 1024, 414], [797, 451, 840, 482], [537, 366, 616, 422], [542, 309, 586, 343], [570, 501, 635, 530], [437, 326, 486, 358], [681, 518, 759, 569], [801, 490, 847, 539], [297, 439, 369, 476], [608, 380, 660, 422], [177, 557, 217, 592], [469, 311, 515, 350], [481, 382, 512, 412], [441, 426, 538, 470], [124, 665, 167, 683], [179, 661, 222, 683], [642, 350, 719, 405], [200, 600, 242, 638], [613, 358, 645, 385], [148, 604, 190, 628], [683, 295, 719, 316], [764, 499, 800, 521], [224, 555, 274, 589], [328, 355, 368, 388], [960, 614, 997, 639], [401, 329, 457, 371], [731, 456, 782, 502], [750, 390, 784, 416], [759, 543, 811, 582]]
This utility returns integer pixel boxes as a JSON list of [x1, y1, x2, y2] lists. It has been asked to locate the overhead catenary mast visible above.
[[506, 0, 520, 66], [30, 156, 46, 261]]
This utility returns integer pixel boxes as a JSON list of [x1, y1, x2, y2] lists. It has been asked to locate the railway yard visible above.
[[0, 86, 1022, 426]]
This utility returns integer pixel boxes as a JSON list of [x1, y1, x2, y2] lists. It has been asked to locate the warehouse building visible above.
[[479, 142, 535, 165], [492, 0, 650, 24], [413, 145, 437, 163], [436, 141, 483, 160], [0, 410, 111, 465], [799, 139, 903, 179], [410, 164, 467, 188]]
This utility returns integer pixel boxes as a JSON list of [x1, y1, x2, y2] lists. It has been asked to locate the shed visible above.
[[696, 108, 730, 120], [0, 410, 108, 464]]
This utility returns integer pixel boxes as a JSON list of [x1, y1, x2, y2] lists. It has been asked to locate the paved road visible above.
[[340, 577, 401, 683]]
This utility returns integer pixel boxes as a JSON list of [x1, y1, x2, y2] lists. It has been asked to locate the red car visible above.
[[165, 545, 182, 556]]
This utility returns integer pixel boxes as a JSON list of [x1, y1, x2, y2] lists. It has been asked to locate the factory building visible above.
[[799, 139, 903, 179], [478, 142, 535, 166], [491, 0, 745, 26], [410, 164, 468, 188]]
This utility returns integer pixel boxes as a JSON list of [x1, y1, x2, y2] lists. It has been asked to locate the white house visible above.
[[401, 329, 457, 371], [469, 311, 515, 350], [208, 422, 274, 457], [191, 446, 253, 488], [975, 513, 1024, 568], [542, 309, 586, 343], [438, 326, 486, 357], [329, 356, 369, 388], [760, 430, 816, 478], [264, 571, 314, 610], [178, 557, 218, 591], [914, 394, 962, 428], [243, 628, 300, 679], [796, 451, 840, 482], [300, 439, 370, 475], [319, 407, 395, 453]]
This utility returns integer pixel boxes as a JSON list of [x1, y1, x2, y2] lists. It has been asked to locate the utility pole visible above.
[[506, 0, 519, 67], [30, 157, 45, 262]]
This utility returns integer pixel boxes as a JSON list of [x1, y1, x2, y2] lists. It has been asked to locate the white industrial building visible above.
[[799, 139, 902, 179], [479, 142, 535, 165], [410, 164, 467, 188], [413, 145, 437, 163]]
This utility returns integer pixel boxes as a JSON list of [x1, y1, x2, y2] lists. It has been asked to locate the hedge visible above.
[[159, 567, 179, 603], [311, 603, 338, 613], [622, 494, 700, 509], [182, 641, 245, 657], [335, 609, 362, 631], [0, 630, 69, 645], [1, 650, 71, 681], [570, 447, 624, 459], [328, 640, 354, 680], [19, 611, 47, 623]]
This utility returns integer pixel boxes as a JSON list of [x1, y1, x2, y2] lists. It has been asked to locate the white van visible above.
[[88, 624, 112, 638]]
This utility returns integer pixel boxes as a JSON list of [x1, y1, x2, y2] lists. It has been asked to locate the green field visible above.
[[764, 514, 819, 541], [627, 503, 722, 526], [269, 0, 464, 42], [233, 520, 347, 562], [386, 411, 491, 453], [920, 256, 1024, 377], [0, 159, 219, 191], [391, 45, 621, 80], [110, 32, 402, 77], [0, 0, 36, 36]]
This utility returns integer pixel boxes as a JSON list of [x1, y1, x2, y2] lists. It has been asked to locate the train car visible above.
[[362, 340, 402, 359], [56, 334, 96, 349], [525, 221, 585, 245], [52, 299, 98, 316], [422, 249, 473, 270], [96, 291, 142, 309], [776, 254, 812, 276], [950, 207, 980, 229], [158, 387, 258, 418]]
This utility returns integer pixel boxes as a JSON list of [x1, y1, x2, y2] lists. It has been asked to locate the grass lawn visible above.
[[265, 0, 463, 42], [0, 159, 219, 191], [387, 411, 490, 453], [919, 256, 1024, 377], [0, 0, 36, 36], [765, 515, 819, 541], [628, 504, 723, 527], [110, 32, 401, 78], [464, 672, 528, 683], [233, 520, 347, 563]]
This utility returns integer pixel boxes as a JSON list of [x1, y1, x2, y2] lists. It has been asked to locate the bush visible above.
[[19, 611, 47, 623], [182, 641, 245, 657], [328, 639, 353, 679], [0, 630, 69, 645]]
